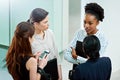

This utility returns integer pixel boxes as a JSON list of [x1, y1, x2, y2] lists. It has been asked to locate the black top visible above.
[[72, 57, 112, 80], [16, 56, 31, 80], [43, 58, 58, 80]]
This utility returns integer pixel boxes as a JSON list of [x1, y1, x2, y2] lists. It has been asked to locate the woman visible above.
[[72, 35, 112, 80], [6, 22, 48, 80], [28, 8, 62, 80], [64, 3, 108, 64]]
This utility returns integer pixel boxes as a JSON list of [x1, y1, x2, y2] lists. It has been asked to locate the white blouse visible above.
[[31, 29, 61, 64]]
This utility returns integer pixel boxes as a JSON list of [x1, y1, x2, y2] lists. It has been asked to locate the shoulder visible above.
[[74, 29, 86, 41], [100, 57, 111, 63], [45, 29, 54, 38], [98, 57, 112, 67], [46, 29, 54, 35], [45, 29, 55, 41], [26, 57, 37, 70], [75, 29, 85, 35], [99, 57, 112, 70], [96, 30, 108, 41], [28, 57, 37, 63], [96, 30, 108, 45]]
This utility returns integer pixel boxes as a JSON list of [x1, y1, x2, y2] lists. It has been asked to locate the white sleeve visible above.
[[76, 56, 87, 64], [99, 35, 108, 57], [64, 47, 79, 64], [64, 29, 87, 64]]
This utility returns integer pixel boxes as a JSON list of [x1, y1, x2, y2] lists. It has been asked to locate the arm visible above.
[[97, 32, 108, 56], [58, 65, 62, 80], [26, 57, 40, 80], [99, 37, 108, 56], [27, 55, 48, 80], [71, 47, 87, 64], [64, 47, 79, 64], [64, 29, 87, 64]]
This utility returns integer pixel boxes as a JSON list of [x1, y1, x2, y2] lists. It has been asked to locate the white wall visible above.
[[69, 0, 81, 42], [54, 0, 69, 51], [81, 0, 120, 72]]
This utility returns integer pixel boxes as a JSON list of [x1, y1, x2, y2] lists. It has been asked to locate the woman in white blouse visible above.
[[28, 8, 62, 80]]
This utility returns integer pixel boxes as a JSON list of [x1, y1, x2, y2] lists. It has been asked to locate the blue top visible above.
[[72, 57, 112, 80]]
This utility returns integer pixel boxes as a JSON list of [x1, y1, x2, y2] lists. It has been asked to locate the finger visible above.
[[34, 51, 39, 56], [37, 51, 41, 55]]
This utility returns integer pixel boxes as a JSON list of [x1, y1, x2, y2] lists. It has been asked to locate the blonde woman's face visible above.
[[37, 16, 49, 31]]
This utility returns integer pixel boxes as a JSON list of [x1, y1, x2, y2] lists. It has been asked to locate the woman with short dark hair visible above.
[[72, 35, 112, 80]]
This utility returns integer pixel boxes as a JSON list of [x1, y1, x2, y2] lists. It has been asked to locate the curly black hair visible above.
[[85, 3, 104, 22]]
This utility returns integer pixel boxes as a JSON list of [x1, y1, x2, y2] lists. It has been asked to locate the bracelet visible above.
[[37, 66, 45, 75]]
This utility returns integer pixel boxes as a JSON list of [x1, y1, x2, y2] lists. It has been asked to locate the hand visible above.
[[38, 55, 48, 69], [34, 52, 41, 59], [71, 47, 77, 59], [34, 52, 41, 62]]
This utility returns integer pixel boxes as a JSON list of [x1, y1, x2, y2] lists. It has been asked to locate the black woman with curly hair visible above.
[[64, 3, 108, 66]]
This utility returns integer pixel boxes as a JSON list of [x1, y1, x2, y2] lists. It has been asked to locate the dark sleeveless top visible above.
[[16, 56, 31, 80]]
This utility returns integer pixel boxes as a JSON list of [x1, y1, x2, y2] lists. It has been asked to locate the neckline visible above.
[[34, 31, 46, 40]]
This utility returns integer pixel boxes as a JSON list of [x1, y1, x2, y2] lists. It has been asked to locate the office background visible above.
[[0, 0, 69, 79], [0, 0, 120, 80], [69, 0, 120, 73], [0, 0, 68, 68], [80, 0, 120, 73]]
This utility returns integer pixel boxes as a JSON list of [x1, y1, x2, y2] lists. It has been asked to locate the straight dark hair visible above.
[[28, 8, 48, 24], [82, 35, 100, 60]]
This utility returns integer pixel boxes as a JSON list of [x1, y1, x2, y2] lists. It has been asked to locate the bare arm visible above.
[[26, 57, 40, 80], [26, 55, 48, 80], [58, 65, 62, 80]]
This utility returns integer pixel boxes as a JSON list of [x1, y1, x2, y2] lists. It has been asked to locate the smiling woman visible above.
[[64, 2, 108, 70]]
